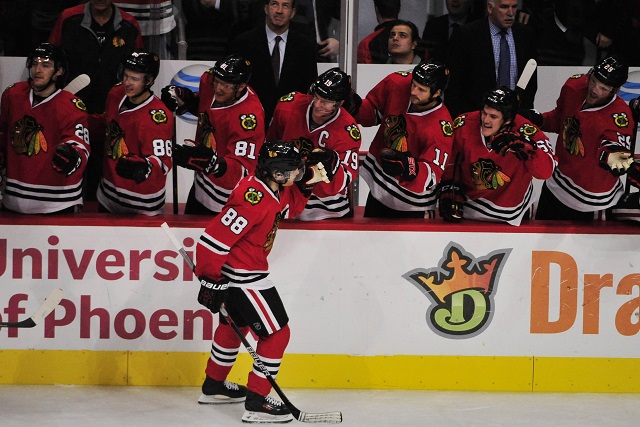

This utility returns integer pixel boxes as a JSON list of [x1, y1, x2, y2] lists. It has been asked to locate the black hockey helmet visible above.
[[26, 43, 68, 88], [412, 59, 450, 93], [310, 67, 352, 102], [212, 54, 252, 85], [483, 87, 519, 123], [591, 55, 628, 88], [122, 51, 160, 79], [257, 140, 305, 184]]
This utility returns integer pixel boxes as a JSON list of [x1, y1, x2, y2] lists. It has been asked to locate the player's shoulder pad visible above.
[[516, 122, 540, 137], [569, 73, 584, 79], [149, 108, 169, 125], [243, 185, 264, 206], [453, 114, 468, 129], [344, 123, 361, 141], [611, 111, 632, 129], [278, 91, 299, 103], [393, 70, 412, 78], [70, 97, 87, 111], [439, 119, 454, 137]]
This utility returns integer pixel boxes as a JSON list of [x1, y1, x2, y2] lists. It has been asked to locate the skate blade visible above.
[[241, 410, 294, 424], [198, 393, 246, 404]]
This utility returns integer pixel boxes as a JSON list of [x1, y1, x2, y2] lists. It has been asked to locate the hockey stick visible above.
[[160, 222, 342, 424], [516, 59, 537, 93], [63, 74, 90, 95], [171, 116, 179, 214], [0, 288, 63, 328]]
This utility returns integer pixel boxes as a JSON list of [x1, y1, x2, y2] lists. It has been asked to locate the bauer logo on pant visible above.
[[403, 242, 511, 338]]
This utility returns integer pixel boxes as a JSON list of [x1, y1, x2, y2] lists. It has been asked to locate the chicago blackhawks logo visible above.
[[562, 116, 584, 156], [403, 243, 511, 337], [72, 98, 87, 111], [278, 92, 296, 102], [395, 71, 410, 77], [244, 187, 263, 206], [10, 115, 47, 156], [383, 115, 408, 151], [471, 158, 511, 190], [150, 109, 168, 124], [612, 112, 630, 128], [264, 212, 283, 252], [346, 124, 361, 141], [106, 120, 129, 160], [440, 120, 453, 137], [519, 123, 538, 136], [453, 115, 466, 129], [240, 113, 258, 131]]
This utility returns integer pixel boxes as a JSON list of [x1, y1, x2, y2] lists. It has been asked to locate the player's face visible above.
[[410, 80, 435, 108], [265, 0, 296, 32], [122, 69, 149, 100], [487, 0, 518, 30], [273, 168, 302, 186], [388, 25, 417, 58], [480, 106, 508, 138], [586, 74, 615, 108], [311, 94, 341, 124], [212, 77, 243, 104], [29, 58, 62, 93]]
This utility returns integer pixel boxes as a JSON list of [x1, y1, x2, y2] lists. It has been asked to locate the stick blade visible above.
[[516, 58, 537, 91], [30, 288, 64, 326], [64, 74, 91, 95], [298, 411, 343, 424]]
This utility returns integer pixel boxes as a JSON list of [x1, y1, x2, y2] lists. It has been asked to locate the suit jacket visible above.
[[445, 18, 537, 118], [229, 25, 318, 125]]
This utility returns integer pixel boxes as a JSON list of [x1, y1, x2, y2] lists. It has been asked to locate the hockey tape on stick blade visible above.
[[64, 74, 91, 95], [160, 223, 342, 424], [0, 288, 63, 328], [516, 59, 537, 92]]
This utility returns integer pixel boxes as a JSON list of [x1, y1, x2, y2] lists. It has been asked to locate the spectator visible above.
[[160, 55, 266, 215], [356, 60, 454, 218], [266, 68, 362, 220], [0, 43, 91, 214], [291, 0, 340, 62], [93, 51, 174, 215], [534, 0, 587, 66], [422, 0, 477, 62], [228, 0, 318, 126], [438, 87, 556, 226], [30, 1, 84, 49], [526, 56, 635, 221], [446, 0, 537, 118], [357, 0, 401, 64], [114, 1, 177, 59], [386, 20, 421, 64]]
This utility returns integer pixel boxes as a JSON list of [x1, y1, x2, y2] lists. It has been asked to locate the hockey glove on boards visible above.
[[307, 148, 340, 181], [160, 85, 198, 116], [173, 143, 220, 175], [295, 162, 330, 197], [438, 180, 465, 223], [52, 143, 81, 175], [599, 147, 634, 176], [380, 149, 419, 181], [489, 131, 537, 161], [115, 154, 152, 183], [198, 276, 229, 313], [626, 161, 640, 188]]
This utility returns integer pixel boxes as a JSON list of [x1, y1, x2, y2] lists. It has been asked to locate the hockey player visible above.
[[356, 59, 454, 218], [0, 43, 91, 214], [526, 56, 635, 221], [266, 67, 362, 220], [93, 51, 174, 215], [438, 87, 556, 226], [160, 55, 266, 215], [194, 140, 327, 423]]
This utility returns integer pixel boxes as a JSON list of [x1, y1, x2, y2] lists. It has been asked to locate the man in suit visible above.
[[445, 0, 537, 118], [422, 0, 479, 62], [229, 0, 318, 125]]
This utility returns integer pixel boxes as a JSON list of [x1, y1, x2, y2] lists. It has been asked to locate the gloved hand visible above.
[[52, 143, 81, 175], [629, 97, 640, 116], [173, 143, 219, 174], [161, 85, 198, 116], [489, 131, 537, 161], [307, 148, 339, 181], [295, 162, 329, 196], [197, 276, 229, 313], [115, 154, 152, 183], [626, 161, 640, 188], [380, 149, 419, 181], [521, 109, 544, 127], [438, 180, 464, 223], [343, 89, 362, 117], [599, 148, 633, 176]]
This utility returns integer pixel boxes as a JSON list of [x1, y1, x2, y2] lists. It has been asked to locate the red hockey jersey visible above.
[[357, 71, 454, 212], [444, 111, 556, 225], [96, 84, 174, 215], [542, 73, 634, 211], [0, 82, 90, 213], [196, 175, 309, 288], [191, 69, 266, 213], [267, 92, 362, 221]]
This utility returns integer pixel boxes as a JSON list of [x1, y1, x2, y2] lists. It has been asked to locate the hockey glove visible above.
[[161, 85, 198, 116], [380, 148, 419, 181], [521, 109, 544, 127], [629, 97, 640, 117], [343, 89, 362, 117], [598, 148, 633, 176], [197, 276, 229, 314], [173, 143, 219, 174], [295, 162, 330, 197], [627, 161, 640, 188], [489, 131, 537, 161], [52, 143, 81, 176], [438, 180, 465, 223], [115, 154, 152, 183], [307, 148, 340, 181]]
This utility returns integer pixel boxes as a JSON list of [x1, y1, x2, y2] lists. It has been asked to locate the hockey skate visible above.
[[198, 376, 247, 404], [241, 390, 294, 424]]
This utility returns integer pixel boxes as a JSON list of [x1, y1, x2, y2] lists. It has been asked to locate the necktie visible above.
[[497, 30, 511, 88], [449, 22, 459, 38], [272, 35, 282, 86]]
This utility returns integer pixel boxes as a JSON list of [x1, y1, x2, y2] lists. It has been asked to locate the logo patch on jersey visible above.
[[518, 123, 538, 136], [471, 158, 511, 190], [244, 187, 263, 205], [570, 73, 583, 79], [197, 112, 217, 150], [106, 120, 129, 159], [112, 37, 125, 48], [402, 242, 511, 338], [291, 137, 314, 157], [150, 109, 168, 124], [10, 115, 47, 156], [72, 98, 87, 111], [453, 115, 466, 129], [440, 120, 453, 137], [562, 116, 584, 156], [612, 112, 630, 128], [240, 113, 258, 131], [346, 124, 361, 141], [383, 115, 408, 151], [279, 92, 296, 102], [264, 212, 283, 252], [395, 71, 410, 77]]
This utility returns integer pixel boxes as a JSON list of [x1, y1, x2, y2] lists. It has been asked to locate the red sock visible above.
[[247, 324, 290, 396], [205, 322, 250, 381]]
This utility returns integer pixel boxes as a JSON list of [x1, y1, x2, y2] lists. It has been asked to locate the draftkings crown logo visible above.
[[403, 242, 511, 338]]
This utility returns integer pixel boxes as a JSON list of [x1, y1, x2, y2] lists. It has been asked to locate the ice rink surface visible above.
[[1, 385, 638, 426]]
